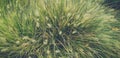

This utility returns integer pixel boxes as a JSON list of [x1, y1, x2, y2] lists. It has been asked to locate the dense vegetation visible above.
[[0, 0, 120, 58]]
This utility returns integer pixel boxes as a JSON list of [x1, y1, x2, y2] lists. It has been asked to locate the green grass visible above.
[[0, 0, 120, 58]]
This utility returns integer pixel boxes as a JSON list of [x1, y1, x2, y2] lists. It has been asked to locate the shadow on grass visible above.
[[104, 0, 120, 21], [104, 0, 120, 9]]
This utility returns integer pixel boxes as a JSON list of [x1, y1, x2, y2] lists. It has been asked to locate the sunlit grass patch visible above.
[[0, 0, 120, 58]]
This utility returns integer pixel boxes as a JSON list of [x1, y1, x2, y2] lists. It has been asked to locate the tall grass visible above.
[[0, 0, 120, 58]]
